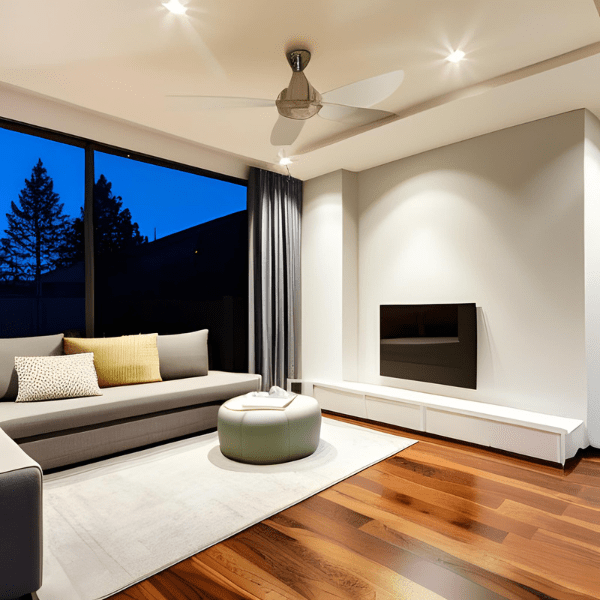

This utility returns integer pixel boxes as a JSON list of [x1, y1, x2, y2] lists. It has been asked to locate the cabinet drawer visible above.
[[426, 409, 492, 446], [313, 386, 367, 418], [366, 396, 422, 431], [488, 422, 560, 462]]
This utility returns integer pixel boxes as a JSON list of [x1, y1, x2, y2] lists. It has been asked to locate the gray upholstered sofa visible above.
[[0, 331, 261, 600]]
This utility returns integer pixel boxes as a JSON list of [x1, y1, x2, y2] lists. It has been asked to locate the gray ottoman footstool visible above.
[[218, 394, 321, 464]]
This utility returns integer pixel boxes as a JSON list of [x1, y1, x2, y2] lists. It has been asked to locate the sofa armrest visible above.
[[0, 428, 42, 600]]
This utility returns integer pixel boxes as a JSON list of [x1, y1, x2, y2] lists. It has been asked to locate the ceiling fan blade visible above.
[[270, 116, 305, 146], [321, 69, 404, 108], [318, 103, 395, 127], [165, 96, 275, 110]]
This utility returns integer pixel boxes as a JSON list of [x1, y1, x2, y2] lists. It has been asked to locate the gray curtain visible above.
[[248, 167, 302, 390]]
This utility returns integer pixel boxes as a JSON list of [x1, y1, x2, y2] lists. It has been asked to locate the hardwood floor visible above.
[[109, 413, 600, 600]]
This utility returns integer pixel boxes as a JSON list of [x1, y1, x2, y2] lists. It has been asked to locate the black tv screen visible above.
[[380, 303, 477, 389]]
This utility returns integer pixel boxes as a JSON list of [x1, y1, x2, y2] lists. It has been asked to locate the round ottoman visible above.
[[217, 394, 321, 464]]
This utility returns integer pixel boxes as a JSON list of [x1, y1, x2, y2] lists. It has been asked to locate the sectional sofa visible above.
[[0, 330, 261, 600]]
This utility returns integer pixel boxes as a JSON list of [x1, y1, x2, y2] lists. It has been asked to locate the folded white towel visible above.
[[240, 397, 295, 409], [241, 386, 296, 409]]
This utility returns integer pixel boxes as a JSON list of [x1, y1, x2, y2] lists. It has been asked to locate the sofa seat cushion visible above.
[[0, 371, 261, 440]]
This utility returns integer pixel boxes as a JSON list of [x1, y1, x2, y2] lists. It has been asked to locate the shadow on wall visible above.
[[477, 307, 496, 389]]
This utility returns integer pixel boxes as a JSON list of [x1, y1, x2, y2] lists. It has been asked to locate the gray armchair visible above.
[[0, 428, 42, 600]]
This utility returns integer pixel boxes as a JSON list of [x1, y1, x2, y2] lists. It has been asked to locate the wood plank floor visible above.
[[109, 413, 600, 600]]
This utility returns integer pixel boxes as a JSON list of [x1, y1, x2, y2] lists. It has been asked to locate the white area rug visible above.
[[37, 417, 417, 600]]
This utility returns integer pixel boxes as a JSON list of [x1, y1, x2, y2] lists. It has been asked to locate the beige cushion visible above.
[[14, 353, 102, 403], [0, 334, 64, 401], [156, 329, 209, 380], [64, 334, 162, 388]]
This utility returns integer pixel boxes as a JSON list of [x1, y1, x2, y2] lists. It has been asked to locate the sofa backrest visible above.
[[0, 334, 64, 401], [0, 329, 210, 401]]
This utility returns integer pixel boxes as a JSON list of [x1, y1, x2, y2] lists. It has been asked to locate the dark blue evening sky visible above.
[[0, 127, 84, 223], [95, 152, 246, 241], [0, 127, 246, 242]]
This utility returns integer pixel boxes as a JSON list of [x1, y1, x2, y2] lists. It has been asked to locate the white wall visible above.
[[302, 171, 344, 381], [357, 111, 587, 420], [342, 171, 359, 381], [301, 170, 358, 382], [302, 111, 591, 423], [0, 82, 249, 180], [585, 110, 600, 445]]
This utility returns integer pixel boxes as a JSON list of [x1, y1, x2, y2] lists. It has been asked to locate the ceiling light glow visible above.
[[162, 0, 187, 15], [279, 157, 293, 166], [446, 50, 465, 63]]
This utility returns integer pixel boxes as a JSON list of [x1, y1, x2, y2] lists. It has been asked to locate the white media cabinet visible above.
[[291, 380, 585, 465]]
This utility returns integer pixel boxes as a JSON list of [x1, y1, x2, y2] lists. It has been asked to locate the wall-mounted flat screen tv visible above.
[[380, 303, 477, 389]]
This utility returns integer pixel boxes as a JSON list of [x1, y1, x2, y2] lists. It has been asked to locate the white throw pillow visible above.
[[14, 353, 102, 402]]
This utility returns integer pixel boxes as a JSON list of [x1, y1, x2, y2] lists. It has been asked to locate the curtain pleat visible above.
[[248, 167, 302, 390]]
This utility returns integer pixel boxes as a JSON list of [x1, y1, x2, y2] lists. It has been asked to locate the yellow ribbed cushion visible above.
[[63, 334, 162, 388]]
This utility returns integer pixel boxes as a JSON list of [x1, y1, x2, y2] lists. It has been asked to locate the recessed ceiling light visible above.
[[446, 50, 465, 63], [162, 0, 187, 15]]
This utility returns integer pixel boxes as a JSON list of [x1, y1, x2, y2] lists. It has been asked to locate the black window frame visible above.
[[0, 116, 248, 337]]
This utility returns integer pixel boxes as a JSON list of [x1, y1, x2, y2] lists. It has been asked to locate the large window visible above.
[[93, 151, 248, 371], [0, 127, 85, 337], [0, 120, 248, 371]]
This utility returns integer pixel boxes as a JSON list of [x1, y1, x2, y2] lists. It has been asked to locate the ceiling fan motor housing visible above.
[[276, 71, 322, 120]]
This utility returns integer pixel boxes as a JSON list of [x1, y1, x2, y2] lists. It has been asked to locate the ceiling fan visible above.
[[168, 49, 404, 147]]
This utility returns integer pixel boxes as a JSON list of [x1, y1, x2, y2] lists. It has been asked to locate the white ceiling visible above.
[[1, 0, 600, 180]]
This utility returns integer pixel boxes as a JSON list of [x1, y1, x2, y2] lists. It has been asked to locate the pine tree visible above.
[[0, 244, 19, 283], [56, 209, 85, 268], [0, 159, 71, 283], [93, 174, 147, 255], [58, 174, 148, 266]]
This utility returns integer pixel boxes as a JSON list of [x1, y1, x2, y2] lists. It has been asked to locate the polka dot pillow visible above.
[[14, 353, 102, 402]]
